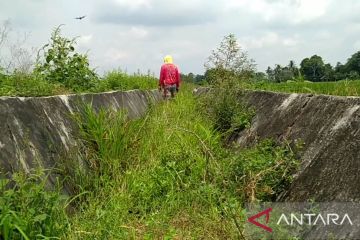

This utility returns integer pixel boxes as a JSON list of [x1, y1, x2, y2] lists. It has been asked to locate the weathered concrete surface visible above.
[[0, 90, 161, 181], [235, 90, 360, 202]]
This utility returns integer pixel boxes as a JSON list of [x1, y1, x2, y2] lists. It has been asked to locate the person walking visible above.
[[159, 55, 181, 99]]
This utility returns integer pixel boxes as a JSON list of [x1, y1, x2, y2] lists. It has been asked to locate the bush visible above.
[[34, 26, 98, 92], [228, 139, 301, 202], [0, 26, 159, 97], [0, 170, 69, 239], [199, 87, 255, 138]]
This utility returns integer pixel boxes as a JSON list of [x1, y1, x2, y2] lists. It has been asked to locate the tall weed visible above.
[[66, 85, 299, 239], [0, 169, 69, 240]]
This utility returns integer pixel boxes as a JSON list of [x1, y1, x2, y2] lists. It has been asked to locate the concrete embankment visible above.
[[0, 90, 162, 189], [235, 90, 360, 202]]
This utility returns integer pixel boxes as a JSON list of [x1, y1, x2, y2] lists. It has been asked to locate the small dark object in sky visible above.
[[75, 15, 86, 20]]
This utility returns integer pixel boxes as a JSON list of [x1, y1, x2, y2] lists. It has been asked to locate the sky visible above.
[[1, 0, 360, 76]]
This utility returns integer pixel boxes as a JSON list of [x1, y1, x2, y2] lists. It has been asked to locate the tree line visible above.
[[265, 52, 360, 82], [182, 35, 360, 84]]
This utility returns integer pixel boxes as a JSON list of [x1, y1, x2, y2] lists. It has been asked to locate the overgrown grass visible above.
[[64, 85, 299, 239], [250, 79, 360, 96], [0, 72, 70, 97], [0, 169, 69, 240], [198, 87, 255, 138], [90, 70, 157, 93], [0, 70, 157, 97], [0, 85, 299, 239]]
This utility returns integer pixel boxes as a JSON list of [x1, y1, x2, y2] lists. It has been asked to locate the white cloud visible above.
[[225, 0, 331, 24], [128, 27, 148, 39], [294, 0, 330, 23], [354, 41, 360, 50], [105, 48, 128, 61], [113, 0, 151, 9], [241, 32, 280, 49], [78, 34, 93, 45], [0, 0, 359, 74], [240, 32, 299, 49]]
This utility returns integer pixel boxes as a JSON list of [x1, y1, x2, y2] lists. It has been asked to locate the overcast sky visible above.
[[1, 0, 360, 76]]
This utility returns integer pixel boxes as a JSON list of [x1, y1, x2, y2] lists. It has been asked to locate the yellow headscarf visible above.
[[164, 55, 173, 64]]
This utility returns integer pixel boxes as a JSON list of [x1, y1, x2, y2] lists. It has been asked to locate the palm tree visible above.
[[288, 60, 300, 78]]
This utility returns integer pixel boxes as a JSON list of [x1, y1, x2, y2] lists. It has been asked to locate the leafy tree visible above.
[[345, 51, 360, 75], [334, 62, 346, 80], [266, 62, 298, 83], [266, 66, 274, 82], [274, 64, 282, 82], [300, 55, 326, 82], [288, 60, 295, 70], [180, 72, 206, 85], [348, 71, 360, 80], [194, 74, 206, 85], [280, 67, 295, 82], [201, 34, 255, 136], [333, 53, 360, 80], [254, 72, 267, 82], [205, 34, 256, 86], [187, 72, 195, 83], [288, 60, 300, 78], [180, 73, 194, 83], [204, 67, 235, 85], [323, 63, 335, 81], [34, 26, 98, 91]]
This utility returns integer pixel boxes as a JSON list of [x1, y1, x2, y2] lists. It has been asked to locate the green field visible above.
[[249, 80, 360, 97]]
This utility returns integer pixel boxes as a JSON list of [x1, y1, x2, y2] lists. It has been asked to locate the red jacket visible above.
[[159, 63, 181, 88]]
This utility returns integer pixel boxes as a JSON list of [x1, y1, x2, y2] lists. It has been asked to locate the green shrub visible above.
[[0, 26, 158, 97], [202, 34, 256, 137], [228, 139, 301, 202], [199, 87, 255, 137], [34, 26, 98, 92], [0, 170, 69, 239]]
